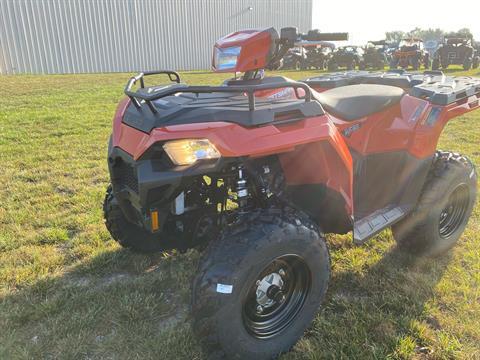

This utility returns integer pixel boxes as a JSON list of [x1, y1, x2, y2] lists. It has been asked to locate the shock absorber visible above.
[[236, 165, 249, 209]]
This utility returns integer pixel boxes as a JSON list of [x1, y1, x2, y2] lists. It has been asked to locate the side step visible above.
[[353, 206, 409, 244]]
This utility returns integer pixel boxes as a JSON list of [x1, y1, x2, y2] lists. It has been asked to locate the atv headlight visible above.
[[163, 139, 221, 166], [214, 46, 241, 71]]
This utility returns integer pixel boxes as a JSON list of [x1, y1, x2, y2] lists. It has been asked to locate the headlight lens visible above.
[[214, 46, 241, 71], [163, 139, 221, 166]]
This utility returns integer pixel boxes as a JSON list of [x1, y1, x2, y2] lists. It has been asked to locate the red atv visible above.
[[104, 27, 479, 359], [390, 38, 431, 70]]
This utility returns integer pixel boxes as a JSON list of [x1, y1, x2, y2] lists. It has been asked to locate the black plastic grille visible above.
[[114, 160, 139, 193]]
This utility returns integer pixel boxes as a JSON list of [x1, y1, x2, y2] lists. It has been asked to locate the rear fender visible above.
[[411, 92, 480, 157]]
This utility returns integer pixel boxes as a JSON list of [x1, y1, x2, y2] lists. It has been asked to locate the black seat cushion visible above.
[[314, 84, 405, 121]]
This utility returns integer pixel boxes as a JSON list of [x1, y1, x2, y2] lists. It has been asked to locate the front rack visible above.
[[124, 70, 181, 91], [124, 71, 313, 113]]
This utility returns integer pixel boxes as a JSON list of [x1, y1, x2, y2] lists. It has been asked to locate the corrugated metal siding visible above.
[[0, 0, 312, 74]]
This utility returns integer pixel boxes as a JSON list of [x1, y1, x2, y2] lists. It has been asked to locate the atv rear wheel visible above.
[[473, 56, 480, 69], [392, 151, 477, 257], [423, 54, 431, 69], [192, 207, 330, 359], [103, 185, 172, 253]]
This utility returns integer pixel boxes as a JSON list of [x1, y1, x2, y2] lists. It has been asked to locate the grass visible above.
[[1, 67, 479, 359]]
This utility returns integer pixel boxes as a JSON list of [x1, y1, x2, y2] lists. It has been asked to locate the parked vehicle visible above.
[[104, 27, 479, 359], [432, 35, 479, 70], [281, 47, 306, 70], [360, 40, 388, 69], [303, 42, 335, 70], [384, 42, 398, 63], [282, 30, 344, 70], [390, 38, 430, 70], [328, 45, 364, 71]]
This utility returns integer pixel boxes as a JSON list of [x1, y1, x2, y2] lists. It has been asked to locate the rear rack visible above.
[[303, 70, 480, 105], [125, 71, 313, 113]]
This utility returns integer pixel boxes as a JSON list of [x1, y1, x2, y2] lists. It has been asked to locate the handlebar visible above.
[[301, 32, 349, 42]]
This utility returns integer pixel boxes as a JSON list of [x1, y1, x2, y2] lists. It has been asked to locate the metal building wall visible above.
[[0, 0, 312, 74]]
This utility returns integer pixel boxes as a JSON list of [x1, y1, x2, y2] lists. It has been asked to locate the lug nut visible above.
[[256, 305, 263, 314], [256, 280, 261, 286], [279, 269, 286, 277]]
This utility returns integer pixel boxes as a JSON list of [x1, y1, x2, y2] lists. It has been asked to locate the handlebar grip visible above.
[[303, 32, 349, 41]]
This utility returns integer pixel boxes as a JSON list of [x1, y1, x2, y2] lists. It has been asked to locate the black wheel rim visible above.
[[242, 255, 311, 339], [439, 184, 470, 239]]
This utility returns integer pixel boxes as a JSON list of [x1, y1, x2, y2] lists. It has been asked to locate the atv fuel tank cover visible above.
[[315, 84, 405, 121]]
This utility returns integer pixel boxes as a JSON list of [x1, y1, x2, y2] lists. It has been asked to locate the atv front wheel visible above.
[[192, 207, 330, 359], [392, 151, 477, 257], [328, 61, 338, 72], [389, 58, 398, 69], [411, 57, 419, 71], [463, 57, 472, 70], [103, 185, 173, 253]]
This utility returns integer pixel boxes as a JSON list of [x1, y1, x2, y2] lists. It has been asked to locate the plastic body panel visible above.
[[111, 100, 353, 219], [212, 28, 276, 73], [309, 79, 479, 240], [110, 71, 479, 240]]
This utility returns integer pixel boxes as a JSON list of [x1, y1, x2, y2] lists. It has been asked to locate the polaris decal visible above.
[[409, 103, 427, 123], [343, 123, 362, 137], [425, 107, 442, 126], [267, 87, 295, 100]]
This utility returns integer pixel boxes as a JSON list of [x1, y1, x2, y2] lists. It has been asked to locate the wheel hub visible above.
[[255, 272, 284, 309], [438, 184, 470, 239], [242, 255, 311, 339]]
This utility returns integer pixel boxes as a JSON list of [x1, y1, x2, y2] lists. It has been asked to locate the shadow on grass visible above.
[[1, 242, 452, 359], [0, 248, 203, 359], [292, 245, 452, 358]]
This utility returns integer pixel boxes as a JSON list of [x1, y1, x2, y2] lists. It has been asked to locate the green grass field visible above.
[[1, 67, 479, 359]]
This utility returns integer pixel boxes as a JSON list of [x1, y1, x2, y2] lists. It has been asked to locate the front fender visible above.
[[112, 114, 354, 219]]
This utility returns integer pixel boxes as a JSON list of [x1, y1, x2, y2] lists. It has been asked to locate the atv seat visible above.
[[315, 84, 405, 121]]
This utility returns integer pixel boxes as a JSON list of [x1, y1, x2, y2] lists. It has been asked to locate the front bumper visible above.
[[107, 139, 224, 231]]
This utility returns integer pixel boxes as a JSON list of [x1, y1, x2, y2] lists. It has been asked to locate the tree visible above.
[[385, 31, 405, 44], [407, 27, 423, 39], [445, 28, 473, 39], [405, 28, 444, 41]]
